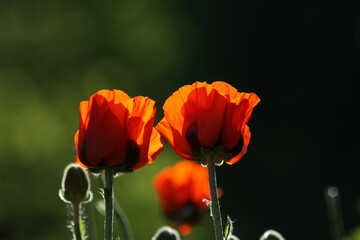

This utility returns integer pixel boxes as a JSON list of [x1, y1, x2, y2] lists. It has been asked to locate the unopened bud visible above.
[[59, 163, 92, 204], [260, 230, 285, 240], [152, 226, 180, 240]]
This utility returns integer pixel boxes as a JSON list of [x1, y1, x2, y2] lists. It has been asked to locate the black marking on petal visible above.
[[185, 123, 201, 153], [79, 140, 91, 167], [124, 139, 140, 169], [167, 201, 203, 226]]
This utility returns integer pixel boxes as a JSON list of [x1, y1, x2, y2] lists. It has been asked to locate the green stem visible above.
[[100, 174, 134, 240], [207, 155, 224, 240], [72, 202, 82, 240], [104, 167, 114, 240], [324, 186, 345, 240], [114, 199, 134, 240]]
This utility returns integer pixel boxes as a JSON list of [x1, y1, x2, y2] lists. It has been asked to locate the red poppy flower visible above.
[[156, 81, 260, 165], [74, 89, 164, 172], [153, 160, 220, 235]]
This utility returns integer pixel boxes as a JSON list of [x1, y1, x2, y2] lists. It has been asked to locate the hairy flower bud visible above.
[[59, 163, 92, 204], [152, 226, 180, 240]]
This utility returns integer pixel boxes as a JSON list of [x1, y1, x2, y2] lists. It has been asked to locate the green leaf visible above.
[[224, 215, 234, 239]]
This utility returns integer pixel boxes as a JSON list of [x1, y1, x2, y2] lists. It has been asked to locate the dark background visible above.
[[0, 0, 359, 240]]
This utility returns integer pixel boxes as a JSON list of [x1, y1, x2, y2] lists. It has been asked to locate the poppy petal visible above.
[[157, 83, 210, 159], [211, 81, 241, 100], [153, 160, 219, 235], [182, 84, 227, 148], [156, 118, 193, 159], [96, 89, 130, 104], [158, 83, 206, 154], [226, 124, 251, 164], [75, 89, 162, 171], [86, 94, 127, 166], [79, 100, 89, 128], [220, 93, 259, 162], [221, 98, 250, 151], [157, 82, 228, 158], [146, 128, 165, 165], [124, 96, 164, 170]]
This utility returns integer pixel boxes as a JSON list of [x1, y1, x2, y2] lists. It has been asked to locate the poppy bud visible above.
[[152, 226, 180, 240], [259, 230, 285, 240], [59, 163, 92, 204]]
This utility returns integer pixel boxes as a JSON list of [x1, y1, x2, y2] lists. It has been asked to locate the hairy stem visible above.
[[104, 168, 114, 240], [72, 202, 82, 240], [207, 155, 224, 240]]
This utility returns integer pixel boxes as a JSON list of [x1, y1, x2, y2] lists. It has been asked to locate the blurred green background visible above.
[[0, 0, 359, 240]]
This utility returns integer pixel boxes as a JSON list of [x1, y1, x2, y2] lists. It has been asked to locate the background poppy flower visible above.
[[156, 81, 260, 165], [153, 160, 221, 235], [74, 89, 164, 172]]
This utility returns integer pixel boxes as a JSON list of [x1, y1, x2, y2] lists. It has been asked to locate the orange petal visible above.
[[124, 96, 158, 169], [240, 92, 260, 124], [95, 89, 130, 104], [211, 81, 241, 100], [156, 118, 193, 159], [159, 82, 228, 156], [79, 100, 89, 128], [153, 160, 214, 221], [221, 92, 260, 163], [221, 98, 250, 151], [125, 96, 155, 144], [225, 125, 251, 164], [146, 128, 164, 164], [75, 155, 93, 169], [178, 224, 192, 235], [182, 84, 227, 148], [74, 130, 79, 149], [79, 94, 127, 167], [160, 83, 206, 146]]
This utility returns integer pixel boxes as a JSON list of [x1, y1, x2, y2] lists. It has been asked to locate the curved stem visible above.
[[114, 199, 135, 240], [104, 167, 114, 240], [100, 174, 134, 240], [207, 155, 224, 240], [72, 202, 82, 240]]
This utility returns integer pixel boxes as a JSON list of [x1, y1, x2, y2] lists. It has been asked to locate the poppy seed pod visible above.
[[59, 163, 92, 204]]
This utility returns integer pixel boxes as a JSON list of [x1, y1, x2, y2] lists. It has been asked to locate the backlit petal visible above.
[[96, 89, 130, 104], [211, 81, 241, 100], [226, 125, 251, 164], [182, 84, 227, 148], [220, 92, 259, 163], [74, 89, 162, 171], [124, 96, 163, 169], [81, 94, 126, 167], [156, 118, 193, 159], [146, 128, 164, 165], [158, 82, 228, 157]]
